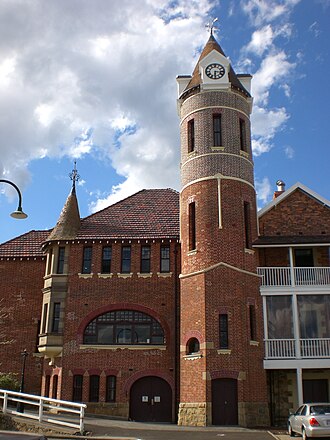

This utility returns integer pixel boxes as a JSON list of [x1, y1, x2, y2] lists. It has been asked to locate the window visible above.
[[188, 119, 195, 153], [219, 314, 229, 349], [46, 249, 53, 275], [294, 248, 314, 267], [83, 310, 165, 345], [298, 295, 330, 338], [52, 375, 58, 399], [44, 375, 50, 398], [106, 376, 116, 402], [213, 114, 222, 146], [121, 246, 131, 273], [101, 246, 112, 273], [239, 118, 247, 152], [82, 247, 92, 274], [249, 304, 256, 341], [141, 246, 151, 273], [41, 303, 48, 334], [51, 302, 61, 333], [189, 202, 196, 251], [160, 245, 170, 272], [187, 337, 200, 354], [243, 201, 252, 249], [266, 296, 293, 339], [72, 375, 83, 402], [56, 247, 65, 274], [89, 375, 100, 402]]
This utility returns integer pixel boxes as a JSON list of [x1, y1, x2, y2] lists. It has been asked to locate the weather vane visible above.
[[206, 17, 219, 36], [69, 160, 80, 192]]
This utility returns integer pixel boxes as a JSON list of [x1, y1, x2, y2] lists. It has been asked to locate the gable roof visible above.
[[76, 188, 180, 240], [0, 230, 49, 258], [258, 182, 330, 218]]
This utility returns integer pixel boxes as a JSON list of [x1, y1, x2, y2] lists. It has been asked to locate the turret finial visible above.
[[69, 160, 80, 193], [206, 17, 219, 36]]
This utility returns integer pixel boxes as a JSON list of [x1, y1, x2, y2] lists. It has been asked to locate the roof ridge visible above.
[[0, 229, 50, 247]]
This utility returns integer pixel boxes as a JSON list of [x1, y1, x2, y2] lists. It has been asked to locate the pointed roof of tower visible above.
[[45, 163, 81, 242], [183, 34, 250, 97]]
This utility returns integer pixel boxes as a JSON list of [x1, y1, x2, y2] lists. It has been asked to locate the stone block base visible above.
[[178, 402, 208, 426], [238, 401, 270, 427]]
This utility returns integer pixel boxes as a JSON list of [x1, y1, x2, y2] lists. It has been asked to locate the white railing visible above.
[[258, 267, 330, 287], [265, 338, 330, 359], [0, 389, 86, 434], [265, 339, 296, 358], [300, 338, 330, 358]]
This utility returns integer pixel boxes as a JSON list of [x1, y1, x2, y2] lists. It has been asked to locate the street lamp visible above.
[[0, 179, 28, 219], [17, 349, 29, 413]]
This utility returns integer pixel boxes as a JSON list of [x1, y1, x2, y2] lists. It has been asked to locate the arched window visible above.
[[83, 310, 165, 345], [186, 337, 200, 354]]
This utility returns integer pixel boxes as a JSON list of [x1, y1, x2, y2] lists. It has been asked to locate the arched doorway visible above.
[[129, 376, 172, 422], [212, 378, 238, 425]]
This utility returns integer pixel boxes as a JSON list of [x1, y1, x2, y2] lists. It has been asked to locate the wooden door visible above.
[[129, 376, 172, 422], [212, 378, 238, 425]]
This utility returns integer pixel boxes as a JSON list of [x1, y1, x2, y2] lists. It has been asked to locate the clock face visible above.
[[205, 63, 225, 80]]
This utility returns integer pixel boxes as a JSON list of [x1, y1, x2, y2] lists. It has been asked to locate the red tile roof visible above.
[[76, 189, 180, 240], [0, 230, 49, 257]]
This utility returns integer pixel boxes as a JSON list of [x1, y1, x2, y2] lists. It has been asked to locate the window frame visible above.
[[72, 375, 83, 402], [121, 246, 131, 273], [56, 247, 65, 274], [243, 201, 252, 249], [89, 375, 100, 402], [106, 375, 116, 402], [219, 313, 229, 349], [213, 114, 222, 146], [82, 246, 92, 274], [140, 245, 151, 273], [188, 202, 196, 251], [101, 246, 112, 273], [188, 119, 195, 153], [160, 245, 170, 273], [51, 302, 61, 333], [249, 304, 257, 341], [239, 118, 247, 152]]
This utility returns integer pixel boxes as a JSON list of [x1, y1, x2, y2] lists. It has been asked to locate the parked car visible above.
[[288, 403, 330, 439]]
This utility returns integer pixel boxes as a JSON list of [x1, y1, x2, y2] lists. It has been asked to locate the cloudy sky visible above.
[[0, 0, 329, 243]]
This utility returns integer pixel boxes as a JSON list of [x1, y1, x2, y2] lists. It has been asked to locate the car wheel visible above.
[[302, 427, 309, 440], [288, 423, 295, 437]]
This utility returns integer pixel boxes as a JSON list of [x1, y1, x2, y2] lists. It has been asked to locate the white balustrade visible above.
[[300, 338, 330, 358], [265, 338, 330, 359], [265, 339, 296, 358], [258, 267, 330, 287]]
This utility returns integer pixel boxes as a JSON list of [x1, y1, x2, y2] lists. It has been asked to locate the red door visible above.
[[212, 378, 238, 425], [129, 376, 172, 422]]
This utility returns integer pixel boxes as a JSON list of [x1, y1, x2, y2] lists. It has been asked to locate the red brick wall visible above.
[[0, 258, 45, 394]]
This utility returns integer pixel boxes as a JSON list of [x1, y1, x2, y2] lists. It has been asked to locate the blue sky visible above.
[[0, 0, 329, 244]]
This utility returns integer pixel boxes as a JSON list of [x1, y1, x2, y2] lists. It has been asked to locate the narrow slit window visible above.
[[141, 245, 151, 273], [188, 202, 196, 251], [243, 201, 252, 249], [219, 314, 229, 349], [188, 119, 195, 153], [51, 302, 61, 333], [213, 114, 222, 146], [56, 247, 65, 274], [101, 246, 112, 273], [106, 376, 116, 402], [42, 303, 48, 334], [89, 375, 100, 402], [249, 304, 257, 341], [121, 246, 131, 273], [72, 375, 83, 402], [239, 118, 247, 152], [82, 246, 92, 274], [160, 245, 170, 272]]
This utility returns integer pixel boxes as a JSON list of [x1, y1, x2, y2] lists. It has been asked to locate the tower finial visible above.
[[69, 160, 80, 193], [206, 17, 219, 36]]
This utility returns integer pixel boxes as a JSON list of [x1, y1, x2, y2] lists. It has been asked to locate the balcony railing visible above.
[[265, 338, 330, 359], [258, 267, 330, 287]]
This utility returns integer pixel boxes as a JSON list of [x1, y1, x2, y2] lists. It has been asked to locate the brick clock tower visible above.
[[177, 33, 269, 426]]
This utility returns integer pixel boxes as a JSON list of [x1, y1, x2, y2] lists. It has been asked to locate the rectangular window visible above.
[[56, 247, 65, 274], [219, 314, 229, 349], [239, 118, 247, 152], [243, 201, 252, 249], [188, 119, 195, 153], [249, 304, 257, 341], [89, 375, 100, 402], [51, 302, 61, 333], [72, 375, 83, 402], [41, 303, 48, 334], [82, 247, 92, 274], [213, 114, 222, 146], [189, 202, 196, 251], [266, 296, 293, 339], [121, 246, 131, 273], [160, 245, 170, 273], [52, 375, 58, 399], [44, 375, 50, 398], [101, 246, 112, 273], [141, 246, 151, 273], [106, 376, 116, 402]]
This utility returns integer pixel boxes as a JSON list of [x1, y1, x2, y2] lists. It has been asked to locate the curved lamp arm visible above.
[[0, 179, 28, 219]]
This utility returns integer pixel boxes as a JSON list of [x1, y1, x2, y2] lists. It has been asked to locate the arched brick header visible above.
[[76, 303, 171, 345], [210, 370, 239, 380], [123, 369, 175, 395], [182, 330, 204, 345]]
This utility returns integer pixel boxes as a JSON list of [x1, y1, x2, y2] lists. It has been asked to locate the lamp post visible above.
[[17, 349, 28, 413], [0, 179, 28, 219]]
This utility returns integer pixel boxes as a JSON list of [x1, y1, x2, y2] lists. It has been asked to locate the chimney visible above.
[[273, 180, 286, 199]]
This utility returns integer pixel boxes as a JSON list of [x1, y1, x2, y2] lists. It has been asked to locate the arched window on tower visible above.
[[186, 337, 200, 355], [83, 310, 165, 345]]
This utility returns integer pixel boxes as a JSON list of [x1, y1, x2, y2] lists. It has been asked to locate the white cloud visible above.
[[241, 0, 301, 25], [284, 145, 295, 158], [255, 177, 272, 206]]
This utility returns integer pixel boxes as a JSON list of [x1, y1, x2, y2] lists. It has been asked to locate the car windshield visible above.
[[310, 405, 330, 415]]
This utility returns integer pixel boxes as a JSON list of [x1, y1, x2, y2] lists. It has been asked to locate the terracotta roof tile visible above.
[[77, 188, 179, 240], [0, 230, 49, 257], [254, 235, 330, 246]]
